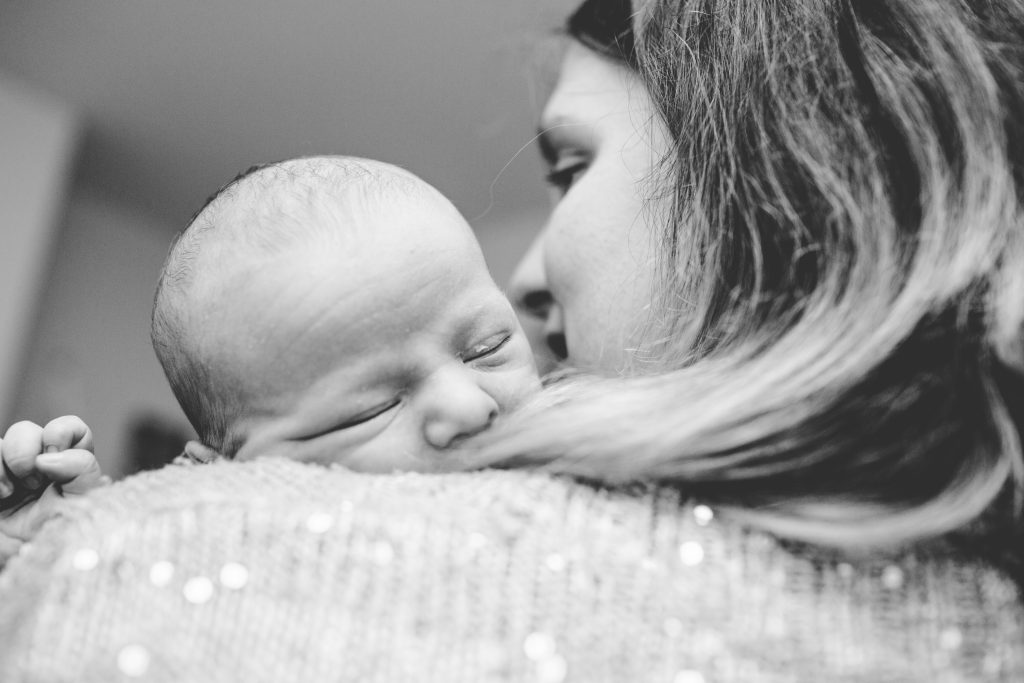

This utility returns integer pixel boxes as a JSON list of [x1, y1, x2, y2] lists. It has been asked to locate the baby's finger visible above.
[[0, 534, 23, 567], [0, 436, 11, 500], [41, 416, 94, 453], [1, 421, 45, 490], [34, 449, 107, 496]]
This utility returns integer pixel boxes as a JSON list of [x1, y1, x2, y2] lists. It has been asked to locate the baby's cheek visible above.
[[341, 430, 432, 473], [499, 364, 543, 412]]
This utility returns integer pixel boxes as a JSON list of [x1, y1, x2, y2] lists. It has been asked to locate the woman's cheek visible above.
[[541, 206, 590, 306]]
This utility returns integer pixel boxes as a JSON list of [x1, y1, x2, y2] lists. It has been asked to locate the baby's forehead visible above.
[[185, 156, 485, 305]]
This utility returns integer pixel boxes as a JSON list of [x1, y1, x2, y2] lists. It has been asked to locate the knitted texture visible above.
[[0, 458, 1020, 682]]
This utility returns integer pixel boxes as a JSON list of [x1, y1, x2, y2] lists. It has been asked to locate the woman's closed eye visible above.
[[463, 333, 512, 363], [544, 153, 589, 195]]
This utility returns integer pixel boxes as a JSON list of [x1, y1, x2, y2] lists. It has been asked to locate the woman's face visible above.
[[509, 43, 671, 373]]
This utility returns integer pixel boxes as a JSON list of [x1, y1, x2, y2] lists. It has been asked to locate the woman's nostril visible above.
[[521, 290, 554, 317], [546, 332, 568, 360]]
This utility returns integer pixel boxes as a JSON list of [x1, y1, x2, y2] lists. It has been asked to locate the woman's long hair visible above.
[[473, 0, 1024, 557]]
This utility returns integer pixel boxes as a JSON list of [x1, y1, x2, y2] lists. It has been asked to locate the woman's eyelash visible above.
[[463, 334, 511, 362], [544, 160, 588, 193]]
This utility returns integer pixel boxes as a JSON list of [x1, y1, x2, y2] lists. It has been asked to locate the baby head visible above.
[[152, 156, 540, 471]]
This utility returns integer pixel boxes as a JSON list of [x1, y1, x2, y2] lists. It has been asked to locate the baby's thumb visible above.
[[35, 450, 109, 496]]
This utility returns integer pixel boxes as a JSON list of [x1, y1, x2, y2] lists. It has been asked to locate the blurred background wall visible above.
[[0, 1, 567, 477]]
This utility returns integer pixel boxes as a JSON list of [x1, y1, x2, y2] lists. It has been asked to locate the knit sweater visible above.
[[0, 458, 1020, 682]]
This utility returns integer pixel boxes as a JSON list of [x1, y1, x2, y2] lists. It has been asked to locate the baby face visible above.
[[222, 193, 540, 471]]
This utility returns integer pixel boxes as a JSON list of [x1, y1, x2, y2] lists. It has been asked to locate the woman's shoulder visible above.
[[0, 457, 1020, 681]]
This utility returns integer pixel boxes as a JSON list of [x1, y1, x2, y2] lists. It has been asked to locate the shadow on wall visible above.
[[126, 413, 191, 472], [10, 188, 195, 480], [0, 74, 78, 426]]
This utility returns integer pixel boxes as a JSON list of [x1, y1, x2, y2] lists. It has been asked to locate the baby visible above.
[[0, 156, 540, 555], [151, 155, 540, 470]]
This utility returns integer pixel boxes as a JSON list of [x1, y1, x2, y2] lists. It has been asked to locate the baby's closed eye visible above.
[[462, 333, 512, 364], [338, 398, 402, 428], [298, 398, 401, 441]]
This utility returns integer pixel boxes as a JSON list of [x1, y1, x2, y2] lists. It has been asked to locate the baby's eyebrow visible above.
[[456, 304, 515, 340]]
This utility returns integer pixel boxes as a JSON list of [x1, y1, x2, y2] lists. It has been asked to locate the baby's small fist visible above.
[[41, 415, 94, 455], [35, 448, 108, 496], [1, 421, 47, 498], [0, 416, 97, 505]]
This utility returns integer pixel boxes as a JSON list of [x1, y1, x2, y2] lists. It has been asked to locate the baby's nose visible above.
[[422, 370, 499, 449]]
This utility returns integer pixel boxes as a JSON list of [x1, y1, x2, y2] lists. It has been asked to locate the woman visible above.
[[1, 0, 1021, 680], [490, 0, 1024, 559]]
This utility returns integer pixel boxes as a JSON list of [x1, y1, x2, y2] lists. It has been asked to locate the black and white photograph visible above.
[[1, 1, 1022, 680]]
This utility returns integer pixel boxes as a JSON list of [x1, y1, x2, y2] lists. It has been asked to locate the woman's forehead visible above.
[[542, 43, 637, 127]]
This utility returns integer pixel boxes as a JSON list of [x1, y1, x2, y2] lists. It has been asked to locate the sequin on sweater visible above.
[[0, 458, 1020, 681]]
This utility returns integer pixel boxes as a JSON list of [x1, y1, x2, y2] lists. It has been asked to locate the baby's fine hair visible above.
[[151, 156, 429, 453]]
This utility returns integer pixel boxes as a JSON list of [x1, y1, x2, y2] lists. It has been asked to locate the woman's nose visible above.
[[422, 369, 499, 449], [508, 234, 568, 366]]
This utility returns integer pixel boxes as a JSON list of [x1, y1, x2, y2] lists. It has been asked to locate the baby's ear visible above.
[[180, 440, 224, 465]]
